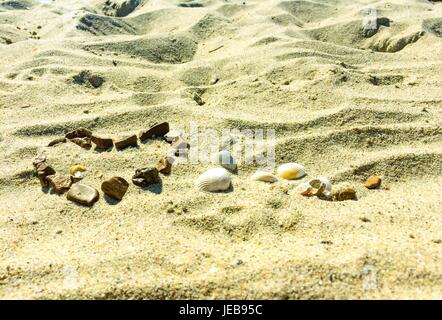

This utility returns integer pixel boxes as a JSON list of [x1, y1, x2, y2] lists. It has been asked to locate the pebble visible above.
[[115, 134, 138, 151], [35, 162, 56, 188], [364, 176, 382, 189], [91, 135, 114, 149], [157, 156, 173, 175], [139, 122, 170, 142], [170, 137, 190, 157], [101, 177, 129, 201], [66, 183, 99, 207], [70, 137, 92, 150], [132, 167, 160, 187], [332, 183, 357, 201], [47, 137, 67, 147], [46, 174, 72, 194], [65, 127, 92, 139]]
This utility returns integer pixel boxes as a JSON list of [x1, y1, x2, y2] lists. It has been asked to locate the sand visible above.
[[1, 0, 442, 299]]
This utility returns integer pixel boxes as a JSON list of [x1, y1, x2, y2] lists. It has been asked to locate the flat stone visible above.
[[67, 183, 99, 207], [115, 134, 138, 151], [65, 127, 92, 139], [47, 137, 67, 147], [364, 176, 382, 189], [47, 174, 72, 194], [70, 137, 92, 150], [139, 122, 170, 141], [132, 167, 160, 187], [156, 156, 173, 175], [35, 162, 56, 188], [101, 177, 129, 201], [91, 135, 114, 149]]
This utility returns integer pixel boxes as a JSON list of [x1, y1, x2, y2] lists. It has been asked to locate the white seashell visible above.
[[316, 176, 332, 197], [195, 168, 231, 192], [251, 170, 278, 183], [277, 163, 305, 180], [295, 176, 332, 197], [212, 150, 237, 172]]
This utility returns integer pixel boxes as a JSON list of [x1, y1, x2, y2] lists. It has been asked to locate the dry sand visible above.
[[1, 0, 442, 299]]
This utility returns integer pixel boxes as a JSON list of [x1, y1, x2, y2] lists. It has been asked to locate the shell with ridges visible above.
[[195, 168, 231, 192], [251, 170, 278, 183], [277, 163, 305, 180]]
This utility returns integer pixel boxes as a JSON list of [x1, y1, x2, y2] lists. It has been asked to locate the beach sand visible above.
[[0, 0, 441, 299]]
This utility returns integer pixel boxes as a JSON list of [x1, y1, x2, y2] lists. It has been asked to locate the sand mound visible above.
[[1, 0, 442, 299]]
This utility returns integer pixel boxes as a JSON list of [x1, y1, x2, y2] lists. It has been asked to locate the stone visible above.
[[132, 167, 160, 187], [65, 127, 92, 139], [70, 137, 92, 150], [67, 184, 99, 207], [47, 174, 72, 194], [164, 129, 183, 143], [364, 176, 382, 189], [101, 177, 129, 201], [115, 134, 138, 151], [156, 156, 173, 175], [47, 137, 67, 147], [32, 153, 47, 168], [91, 135, 114, 149], [35, 162, 56, 188], [332, 183, 357, 201], [139, 122, 170, 141]]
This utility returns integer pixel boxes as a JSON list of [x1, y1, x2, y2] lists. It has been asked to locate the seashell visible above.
[[195, 168, 231, 192], [212, 150, 237, 172], [69, 165, 86, 175], [277, 163, 305, 180], [251, 170, 278, 183], [294, 176, 332, 198]]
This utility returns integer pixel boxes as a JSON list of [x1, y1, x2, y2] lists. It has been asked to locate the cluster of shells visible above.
[[195, 156, 365, 201]]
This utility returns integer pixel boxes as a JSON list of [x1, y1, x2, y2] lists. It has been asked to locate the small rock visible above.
[[364, 176, 382, 189], [67, 184, 99, 207], [65, 127, 92, 139], [157, 156, 173, 175], [170, 137, 190, 157], [164, 129, 183, 143], [35, 162, 56, 188], [91, 135, 113, 149], [132, 167, 160, 188], [70, 137, 92, 150], [47, 174, 72, 194], [47, 137, 67, 147], [101, 177, 129, 201], [332, 183, 357, 201], [139, 122, 170, 142], [32, 153, 47, 168], [115, 134, 138, 151], [192, 92, 205, 106]]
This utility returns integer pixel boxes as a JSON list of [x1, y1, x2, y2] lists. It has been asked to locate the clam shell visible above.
[[294, 182, 312, 196], [195, 168, 231, 192], [212, 150, 237, 172], [294, 177, 332, 197], [277, 163, 305, 180], [251, 170, 278, 183]]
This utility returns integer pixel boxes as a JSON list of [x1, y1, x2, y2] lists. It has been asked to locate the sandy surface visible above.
[[1, 0, 442, 299]]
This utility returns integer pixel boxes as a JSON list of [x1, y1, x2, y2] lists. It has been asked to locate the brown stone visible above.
[[101, 177, 129, 201], [115, 134, 138, 151], [91, 135, 114, 149], [364, 176, 382, 189], [67, 183, 99, 207], [132, 167, 160, 187], [65, 127, 92, 139], [47, 137, 67, 147], [32, 153, 47, 168], [35, 162, 56, 188], [139, 122, 170, 142], [70, 137, 92, 150], [333, 183, 357, 201], [47, 174, 72, 194], [157, 157, 173, 175]]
